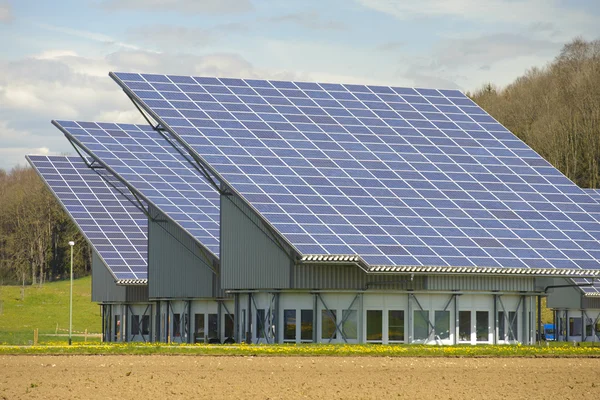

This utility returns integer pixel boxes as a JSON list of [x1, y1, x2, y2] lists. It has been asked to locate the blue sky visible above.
[[1, 0, 599, 170]]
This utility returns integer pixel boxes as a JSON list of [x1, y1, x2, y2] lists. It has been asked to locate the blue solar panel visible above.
[[27, 155, 147, 281], [53, 121, 221, 257], [112, 72, 600, 272], [584, 189, 600, 203]]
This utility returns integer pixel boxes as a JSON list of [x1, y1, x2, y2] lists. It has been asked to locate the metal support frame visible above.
[[494, 294, 498, 345], [234, 294, 240, 343], [312, 294, 318, 343], [316, 293, 359, 344], [250, 293, 278, 344], [497, 295, 523, 342], [246, 293, 252, 344], [127, 304, 152, 343], [123, 304, 128, 343], [454, 294, 459, 345], [537, 295, 542, 343], [407, 292, 413, 344], [219, 299, 236, 342], [409, 293, 455, 344]]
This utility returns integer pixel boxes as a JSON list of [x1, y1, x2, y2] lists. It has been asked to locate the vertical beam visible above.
[[522, 295, 527, 344], [493, 294, 498, 345], [165, 300, 170, 344], [407, 293, 413, 344], [358, 292, 364, 344], [454, 294, 459, 345], [217, 300, 222, 343], [537, 295, 542, 343], [273, 292, 280, 344], [582, 310, 585, 341], [234, 293, 240, 343], [247, 293, 252, 344], [155, 301, 161, 343], [187, 300, 192, 344], [565, 310, 569, 340], [312, 293, 318, 343]]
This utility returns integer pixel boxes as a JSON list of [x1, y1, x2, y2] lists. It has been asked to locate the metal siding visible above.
[[547, 285, 583, 309], [92, 251, 126, 302], [293, 264, 425, 290], [221, 195, 291, 290], [126, 285, 149, 302], [148, 205, 216, 298], [582, 297, 600, 309], [426, 275, 534, 292]]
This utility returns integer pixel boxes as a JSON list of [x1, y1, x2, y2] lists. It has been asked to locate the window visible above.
[[322, 310, 336, 340], [366, 310, 383, 341], [414, 310, 429, 341], [435, 311, 450, 340], [301, 310, 313, 341], [388, 310, 404, 341], [509, 311, 518, 341], [141, 315, 150, 335], [586, 319, 593, 337], [498, 311, 505, 340], [131, 315, 140, 336], [342, 310, 357, 340], [459, 311, 471, 341], [173, 314, 181, 337], [194, 314, 204, 343], [224, 314, 234, 339], [257, 309, 266, 339], [114, 315, 121, 341], [208, 313, 218, 340], [476, 311, 488, 342], [284, 310, 296, 341], [569, 317, 582, 336]]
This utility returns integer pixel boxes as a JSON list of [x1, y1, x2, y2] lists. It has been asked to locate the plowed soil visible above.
[[0, 356, 598, 399]]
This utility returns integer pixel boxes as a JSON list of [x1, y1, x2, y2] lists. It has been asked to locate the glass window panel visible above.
[[569, 317, 582, 336], [225, 314, 234, 339], [435, 310, 450, 340], [322, 310, 337, 340], [142, 315, 150, 335], [131, 315, 140, 336], [342, 310, 357, 340], [509, 311, 518, 341], [194, 313, 204, 342], [173, 313, 181, 337], [208, 313, 218, 340], [366, 310, 383, 341], [388, 310, 404, 341], [498, 311, 505, 340], [476, 311, 489, 341], [301, 310, 313, 341], [414, 310, 429, 340], [284, 309, 296, 341], [459, 311, 471, 341], [257, 309, 266, 339]]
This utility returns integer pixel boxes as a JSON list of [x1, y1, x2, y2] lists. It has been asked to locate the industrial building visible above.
[[28, 72, 600, 345]]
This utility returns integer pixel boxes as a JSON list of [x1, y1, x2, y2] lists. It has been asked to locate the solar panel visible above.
[[53, 121, 221, 257], [112, 72, 600, 272], [583, 189, 600, 203], [27, 155, 147, 281]]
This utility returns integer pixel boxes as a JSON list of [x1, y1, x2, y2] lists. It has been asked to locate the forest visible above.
[[0, 38, 598, 285]]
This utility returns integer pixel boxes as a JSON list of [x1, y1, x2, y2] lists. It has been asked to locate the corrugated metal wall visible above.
[[148, 205, 218, 298], [426, 275, 534, 292], [91, 251, 126, 302], [126, 285, 149, 302], [294, 264, 425, 290], [221, 195, 292, 289], [582, 296, 600, 309]]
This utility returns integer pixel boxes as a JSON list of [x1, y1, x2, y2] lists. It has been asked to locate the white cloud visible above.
[[100, 0, 253, 14], [37, 23, 143, 51]]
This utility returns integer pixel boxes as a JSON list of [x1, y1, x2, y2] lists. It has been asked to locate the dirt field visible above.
[[0, 356, 598, 399]]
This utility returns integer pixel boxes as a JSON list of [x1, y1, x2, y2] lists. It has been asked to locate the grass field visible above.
[[0, 276, 101, 345]]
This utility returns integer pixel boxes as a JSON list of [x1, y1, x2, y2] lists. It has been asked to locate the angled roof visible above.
[[27, 155, 147, 283], [53, 121, 221, 259], [111, 72, 600, 277]]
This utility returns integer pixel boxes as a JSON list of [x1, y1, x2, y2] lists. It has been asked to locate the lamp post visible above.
[[68, 241, 75, 345]]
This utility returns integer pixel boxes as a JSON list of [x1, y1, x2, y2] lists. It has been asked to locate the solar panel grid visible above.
[[112, 72, 600, 272], [27, 155, 147, 281], [54, 121, 221, 257]]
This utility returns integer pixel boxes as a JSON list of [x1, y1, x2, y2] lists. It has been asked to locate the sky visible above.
[[0, 0, 599, 170]]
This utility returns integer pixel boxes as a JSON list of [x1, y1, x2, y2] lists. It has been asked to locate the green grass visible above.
[[1, 342, 599, 357], [0, 276, 101, 345]]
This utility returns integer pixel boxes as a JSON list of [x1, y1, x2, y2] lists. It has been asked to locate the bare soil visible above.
[[0, 356, 599, 399]]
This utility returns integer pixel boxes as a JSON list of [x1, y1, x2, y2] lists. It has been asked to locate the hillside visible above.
[[0, 276, 100, 344]]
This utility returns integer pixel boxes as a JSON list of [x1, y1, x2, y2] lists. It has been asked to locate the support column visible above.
[[522, 295, 527, 344], [273, 292, 280, 344], [358, 292, 364, 344], [217, 300, 222, 343], [234, 293, 240, 343], [407, 293, 413, 344], [537, 295, 542, 343], [246, 293, 252, 344], [312, 293, 318, 343], [493, 294, 498, 345], [454, 295, 459, 345], [565, 310, 569, 341], [188, 300, 192, 344]]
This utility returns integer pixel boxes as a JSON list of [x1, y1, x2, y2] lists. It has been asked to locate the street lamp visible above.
[[68, 241, 75, 345]]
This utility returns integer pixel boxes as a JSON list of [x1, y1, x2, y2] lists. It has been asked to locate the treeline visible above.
[[0, 167, 91, 285], [469, 38, 600, 188]]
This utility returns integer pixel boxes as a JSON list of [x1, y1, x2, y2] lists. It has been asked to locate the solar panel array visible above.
[[112, 72, 600, 271], [28, 155, 147, 281], [54, 121, 221, 257], [584, 189, 600, 203]]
